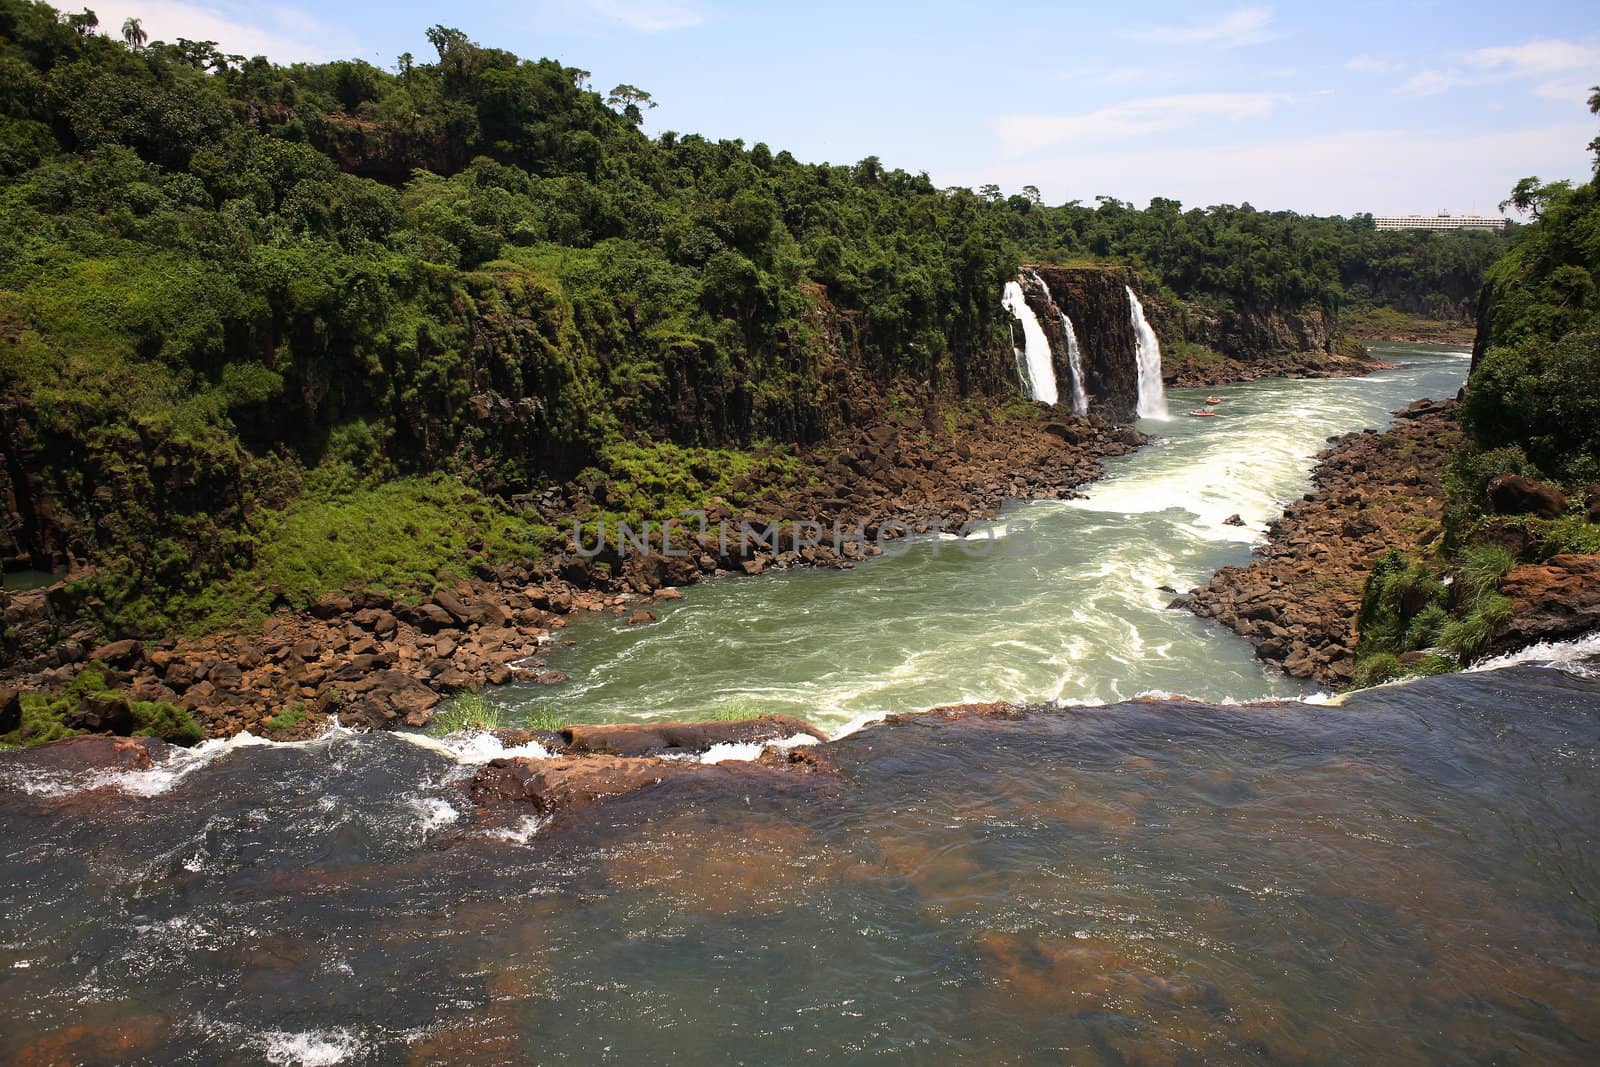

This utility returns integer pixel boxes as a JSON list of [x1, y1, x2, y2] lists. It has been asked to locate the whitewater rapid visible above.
[[493, 345, 1471, 731]]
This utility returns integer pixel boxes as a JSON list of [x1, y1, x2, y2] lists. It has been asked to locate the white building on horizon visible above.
[[1372, 213, 1507, 233]]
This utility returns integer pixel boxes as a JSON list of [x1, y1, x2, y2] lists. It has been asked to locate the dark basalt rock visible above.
[[0, 685, 20, 734], [559, 714, 825, 757], [1024, 266, 1143, 422], [1487, 473, 1568, 519]]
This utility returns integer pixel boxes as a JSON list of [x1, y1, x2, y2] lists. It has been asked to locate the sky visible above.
[[84, 0, 1600, 216]]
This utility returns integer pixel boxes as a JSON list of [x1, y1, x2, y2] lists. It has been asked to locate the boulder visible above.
[[89, 639, 146, 669], [369, 669, 442, 726], [0, 686, 20, 734], [1492, 554, 1600, 653], [433, 590, 471, 623], [64, 692, 136, 735], [412, 603, 457, 632], [1486, 474, 1567, 519], [559, 715, 825, 758], [310, 594, 353, 619], [626, 609, 656, 626], [471, 754, 697, 818]]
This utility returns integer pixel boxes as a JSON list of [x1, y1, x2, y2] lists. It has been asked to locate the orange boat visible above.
[[1188, 408, 1217, 417], [1206, 396, 1224, 404]]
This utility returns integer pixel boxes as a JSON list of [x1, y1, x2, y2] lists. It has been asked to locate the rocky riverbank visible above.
[[1184, 398, 1463, 687], [1162, 345, 1393, 389], [2, 407, 1146, 743]]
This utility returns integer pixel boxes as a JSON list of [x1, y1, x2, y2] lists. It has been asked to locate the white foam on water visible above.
[[260, 1028, 364, 1067], [398, 730, 554, 764], [482, 813, 552, 844], [1467, 629, 1600, 677], [5, 724, 363, 799], [656, 732, 822, 764], [407, 796, 461, 837]]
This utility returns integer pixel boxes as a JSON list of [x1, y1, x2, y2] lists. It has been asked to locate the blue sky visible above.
[[88, 1, 1599, 215]]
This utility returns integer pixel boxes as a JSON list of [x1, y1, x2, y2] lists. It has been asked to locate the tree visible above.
[[1021, 184, 1041, 205], [121, 16, 146, 49], [1498, 177, 1568, 219], [606, 84, 655, 125], [62, 7, 97, 38]]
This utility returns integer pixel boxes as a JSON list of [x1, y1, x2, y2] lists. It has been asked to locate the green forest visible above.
[[1354, 92, 1600, 684], [0, 1, 1515, 641]]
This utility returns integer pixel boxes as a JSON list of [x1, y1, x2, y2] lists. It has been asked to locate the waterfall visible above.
[[1126, 286, 1168, 419], [1001, 281, 1059, 405], [1058, 312, 1089, 415]]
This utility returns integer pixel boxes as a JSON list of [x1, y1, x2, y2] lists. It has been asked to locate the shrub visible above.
[[130, 700, 203, 746], [264, 705, 310, 732]]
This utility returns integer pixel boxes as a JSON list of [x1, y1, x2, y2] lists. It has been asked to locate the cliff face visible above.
[[1005, 265, 1374, 422], [1024, 266, 1144, 422], [1175, 303, 1332, 360]]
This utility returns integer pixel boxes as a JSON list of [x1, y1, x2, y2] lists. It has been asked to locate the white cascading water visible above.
[[1058, 312, 1089, 415], [1000, 281, 1059, 405], [1126, 286, 1168, 419]]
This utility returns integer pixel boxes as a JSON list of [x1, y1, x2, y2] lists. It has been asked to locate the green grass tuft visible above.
[[264, 705, 310, 733], [435, 692, 504, 733]]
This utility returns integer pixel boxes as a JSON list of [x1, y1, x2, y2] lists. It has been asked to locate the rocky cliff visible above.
[[1022, 267, 1144, 422], [1004, 265, 1379, 422]]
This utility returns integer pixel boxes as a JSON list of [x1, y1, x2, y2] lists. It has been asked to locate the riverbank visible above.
[[1162, 344, 1393, 388], [2, 405, 1148, 744], [1184, 398, 1463, 686]]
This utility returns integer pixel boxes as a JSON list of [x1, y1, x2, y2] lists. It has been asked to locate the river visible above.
[[493, 343, 1472, 730], [7, 344, 1597, 1066]]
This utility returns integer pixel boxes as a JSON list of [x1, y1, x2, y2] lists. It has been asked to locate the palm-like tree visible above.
[[121, 16, 147, 49]]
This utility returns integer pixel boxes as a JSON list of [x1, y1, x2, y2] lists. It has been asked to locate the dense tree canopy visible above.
[[0, 0, 1516, 634]]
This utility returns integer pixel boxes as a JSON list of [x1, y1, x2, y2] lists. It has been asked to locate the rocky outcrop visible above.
[[1024, 266, 1143, 421], [1187, 399, 1462, 686], [1486, 474, 1568, 519], [1491, 555, 1600, 653], [558, 715, 825, 757], [469, 726, 837, 825]]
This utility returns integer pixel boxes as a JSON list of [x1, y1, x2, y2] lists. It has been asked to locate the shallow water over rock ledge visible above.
[[2, 649, 1597, 1065]]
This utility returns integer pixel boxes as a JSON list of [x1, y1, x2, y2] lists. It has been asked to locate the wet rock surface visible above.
[[558, 715, 825, 757], [1188, 398, 1462, 687], [1493, 554, 1600, 653]]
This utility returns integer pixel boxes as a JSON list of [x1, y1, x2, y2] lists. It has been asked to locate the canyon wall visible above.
[[1004, 265, 1370, 422]]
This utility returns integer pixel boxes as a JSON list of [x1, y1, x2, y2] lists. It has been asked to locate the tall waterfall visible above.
[[1126, 286, 1168, 419], [1058, 312, 1089, 415], [1001, 281, 1059, 405]]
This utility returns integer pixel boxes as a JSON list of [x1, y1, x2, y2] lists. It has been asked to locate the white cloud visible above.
[[89, 1, 351, 62], [586, 0, 703, 32], [1399, 70, 1468, 96], [995, 93, 1286, 157], [1392, 39, 1600, 101], [1533, 81, 1596, 104], [1469, 40, 1600, 78], [944, 123, 1592, 218], [1346, 54, 1403, 74], [1123, 7, 1278, 48]]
